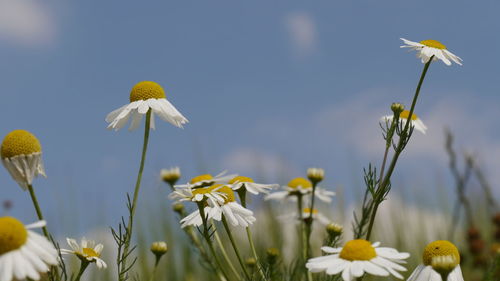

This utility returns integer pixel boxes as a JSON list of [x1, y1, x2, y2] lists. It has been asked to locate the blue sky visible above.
[[1, 0, 499, 235]]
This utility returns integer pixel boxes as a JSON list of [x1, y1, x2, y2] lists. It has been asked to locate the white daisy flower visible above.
[[1, 130, 46, 190], [228, 176, 278, 195], [306, 239, 410, 281], [0, 217, 58, 281], [180, 185, 256, 228], [280, 208, 331, 226], [265, 177, 335, 203], [400, 38, 462, 66], [106, 81, 188, 131], [170, 184, 227, 207], [407, 240, 464, 281], [174, 171, 237, 189], [381, 110, 427, 134], [61, 237, 107, 269]]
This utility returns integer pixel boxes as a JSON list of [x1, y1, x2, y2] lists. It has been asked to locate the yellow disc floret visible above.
[[190, 174, 213, 184], [303, 208, 318, 214], [1, 130, 42, 159], [423, 240, 460, 266], [0, 217, 28, 255], [420, 39, 446, 50], [82, 247, 100, 258], [229, 176, 254, 184], [129, 81, 166, 102], [192, 184, 235, 204], [288, 177, 312, 189], [339, 239, 377, 261], [399, 110, 418, 121]]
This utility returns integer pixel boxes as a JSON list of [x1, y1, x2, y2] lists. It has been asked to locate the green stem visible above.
[[148, 257, 160, 281], [120, 110, 152, 281], [213, 222, 242, 280], [198, 203, 230, 281], [305, 185, 316, 281], [238, 189, 269, 281], [365, 58, 433, 241], [73, 261, 89, 281], [222, 216, 252, 281], [27, 184, 49, 238]]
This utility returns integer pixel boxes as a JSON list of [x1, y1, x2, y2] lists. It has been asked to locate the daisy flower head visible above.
[[265, 177, 335, 203], [61, 237, 107, 269], [170, 184, 228, 206], [307, 168, 325, 183], [180, 185, 256, 228], [105, 81, 188, 131], [0, 217, 58, 281], [174, 171, 237, 189], [228, 176, 278, 195], [1, 130, 46, 190], [306, 239, 410, 281], [382, 110, 427, 134], [400, 38, 462, 66], [407, 240, 464, 281]]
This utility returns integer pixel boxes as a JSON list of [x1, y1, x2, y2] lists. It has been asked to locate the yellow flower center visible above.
[[399, 110, 418, 121], [420, 39, 446, 50], [229, 176, 254, 184], [288, 177, 312, 189], [190, 174, 213, 184], [339, 239, 377, 261], [0, 217, 28, 255], [129, 81, 166, 102], [192, 184, 236, 204], [422, 240, 460, 267], [303, 208, 318, 214], [1, 130, 42, 159], [82, 247, 100, 258]]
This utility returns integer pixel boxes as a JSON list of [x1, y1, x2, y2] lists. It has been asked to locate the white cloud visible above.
[[284, 12, 318, 57], [0, 0, 56, 46]]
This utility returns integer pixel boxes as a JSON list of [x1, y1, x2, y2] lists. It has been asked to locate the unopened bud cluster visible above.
[[266, 248, 280, 265], [391, 103, 405, 115], [326, 223, 343, 237], [307, 168, 324, 184]]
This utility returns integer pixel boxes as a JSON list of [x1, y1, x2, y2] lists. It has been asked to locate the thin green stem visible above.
[[73, 261, 89, 281], [120, 110, 151, 281], [237, 189, 269, 281], [198, 203, 230, 281], [27, 184, 49, 238], [147, 257, 160, 281], [365, 59, 433, 241], [305, 184, 316, 281], [213, 222, 242, 280], [222, 216, 252, 281]]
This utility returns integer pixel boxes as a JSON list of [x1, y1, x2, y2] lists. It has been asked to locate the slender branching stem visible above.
[[365, 58, 433, 240], [73, 261, 89, 281], [27, 184, 50, 238], [120, 110, 151, 281], [213, 222, 242, 280]]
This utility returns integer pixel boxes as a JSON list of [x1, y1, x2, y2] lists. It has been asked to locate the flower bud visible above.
[[326, 223, 343, 237], [391, 103, 405, 114], [161, 167, 181, 186], [245, 257, 257, 268], [266, 248, 280, 264], [172, 203, 185, 214], [307, 168, 324, 184], [150, 241, 168, 258]]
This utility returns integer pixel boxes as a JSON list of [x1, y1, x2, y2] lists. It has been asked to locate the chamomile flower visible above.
[[180, 185, 256, 228], [265, 177, 335, 203], [161, 167, 181, 186], [0, 217, 58, 281], [170, 184, 227, 206], [280, 208, 331, 226], [61, 237, 107, 269], [228, 176, 278, 195], [106, 81, 188, 131], [381, 110, 427, 134], [306, 239, 410, 281], [174, 171, 237, 189], [1, 130, 46, 190], [400, 38, 462, 66], [407, 240, 464, 281]]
